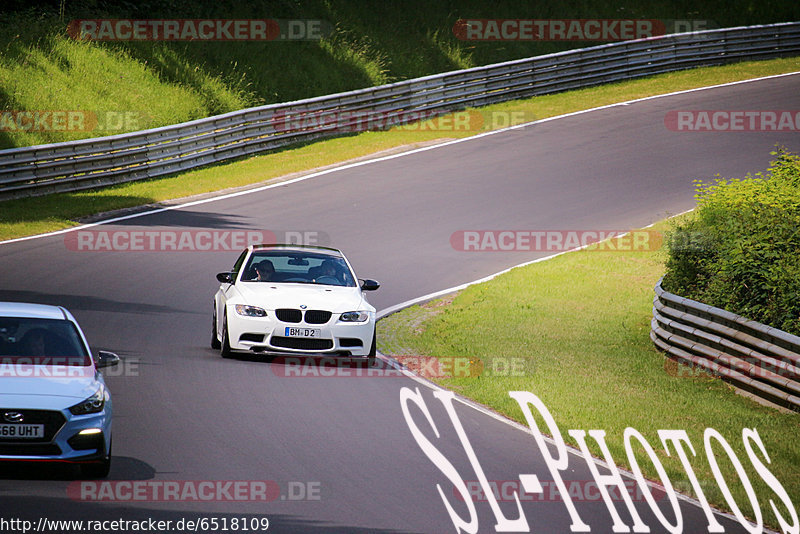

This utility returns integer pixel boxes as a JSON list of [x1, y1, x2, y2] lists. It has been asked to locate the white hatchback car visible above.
[[0, 302, 119, 478], [213, 244, 380, 360]]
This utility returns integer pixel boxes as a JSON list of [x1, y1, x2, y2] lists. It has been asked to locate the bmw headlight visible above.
[[69, 385, 107, 415], [339, 311, 370, 323], [235, 304, 267, 317]]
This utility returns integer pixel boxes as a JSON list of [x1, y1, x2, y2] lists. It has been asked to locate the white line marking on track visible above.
[[375, 207, 774, 533], [2, 71, 797, 247], [3, 70, 789, 531]]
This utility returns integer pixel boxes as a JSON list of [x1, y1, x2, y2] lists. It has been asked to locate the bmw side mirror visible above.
[[216, 272, 233, 283], [360, 279, 380, 291], [96, 350, 121, 369]]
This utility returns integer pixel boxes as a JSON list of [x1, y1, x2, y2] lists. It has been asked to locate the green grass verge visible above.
[[3, 0, 798, 148], [1, 56, 799, 242], [377, 217, 800, 530]]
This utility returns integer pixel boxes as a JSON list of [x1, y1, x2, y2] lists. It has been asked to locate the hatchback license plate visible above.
[[285, 327, 320, 338], [0, 424, 44, 439]]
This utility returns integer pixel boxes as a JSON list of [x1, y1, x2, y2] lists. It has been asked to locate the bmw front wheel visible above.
[[367, 325, 377, 365], [220, 313, 232, 359]]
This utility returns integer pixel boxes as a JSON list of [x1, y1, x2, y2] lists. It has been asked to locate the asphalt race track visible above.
[[1, 74, 798, 533]]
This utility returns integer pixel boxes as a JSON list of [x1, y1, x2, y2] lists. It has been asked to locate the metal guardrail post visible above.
[[651, 278, 800, 411]]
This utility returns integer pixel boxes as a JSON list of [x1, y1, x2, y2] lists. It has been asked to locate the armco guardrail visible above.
[[1, 22, 799, 200], [651, 279, 800, 412]]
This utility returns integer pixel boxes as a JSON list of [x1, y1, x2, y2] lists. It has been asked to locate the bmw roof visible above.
[[250, 244, 344, 256]]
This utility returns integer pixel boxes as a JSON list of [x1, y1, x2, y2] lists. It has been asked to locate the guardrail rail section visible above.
[[651, 279, 800, 412], [1, 22, 799, 200]]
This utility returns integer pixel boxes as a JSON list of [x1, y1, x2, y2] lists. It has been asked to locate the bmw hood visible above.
[[235, 283, 373, 313], [0, 366, 100, 410]]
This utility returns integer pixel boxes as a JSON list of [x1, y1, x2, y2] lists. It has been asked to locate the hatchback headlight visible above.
[[339, 311, 370, 322], [69, 385, 107, 415], [235, 304, 267, 317]]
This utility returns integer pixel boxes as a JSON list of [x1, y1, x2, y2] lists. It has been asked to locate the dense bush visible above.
[[662, 148, 800, 336]]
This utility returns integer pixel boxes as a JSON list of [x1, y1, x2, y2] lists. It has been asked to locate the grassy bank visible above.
[[376, 218, 800, 530], [1, 56, 798, 241], [1, 0, 799, 148]]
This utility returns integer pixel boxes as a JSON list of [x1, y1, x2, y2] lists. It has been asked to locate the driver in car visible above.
[[20, 328, 48, 356], [313, 260, 341, 284]]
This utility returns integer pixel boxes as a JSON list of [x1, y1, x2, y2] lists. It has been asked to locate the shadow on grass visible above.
[[0, 128, 373, 237], [0, 194, 158, 228]]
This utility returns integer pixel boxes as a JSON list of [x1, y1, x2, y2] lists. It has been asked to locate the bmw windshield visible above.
[[241, 251, 356, 287]]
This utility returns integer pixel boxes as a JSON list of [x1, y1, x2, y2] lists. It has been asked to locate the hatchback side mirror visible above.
[[360, 279, 380, 291], [96, 350, 121, 369], [216, 272, 234, 284]]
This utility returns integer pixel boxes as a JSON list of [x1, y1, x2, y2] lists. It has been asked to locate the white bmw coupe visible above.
[[213, 244, 380, 360]]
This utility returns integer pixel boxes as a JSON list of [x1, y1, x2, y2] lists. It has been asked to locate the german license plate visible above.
[[0, 424, 44, 439], [284, 327, 320, 338]]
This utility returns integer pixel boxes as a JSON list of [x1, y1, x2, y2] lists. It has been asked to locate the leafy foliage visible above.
[[663, 148, 800, 335]]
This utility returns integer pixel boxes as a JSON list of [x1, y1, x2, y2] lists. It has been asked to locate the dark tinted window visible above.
[[0, 318, 91, 366]]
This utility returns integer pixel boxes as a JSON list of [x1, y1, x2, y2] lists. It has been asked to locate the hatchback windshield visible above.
[[0, 318, 92, 366], [242, 251, 356, 287]]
